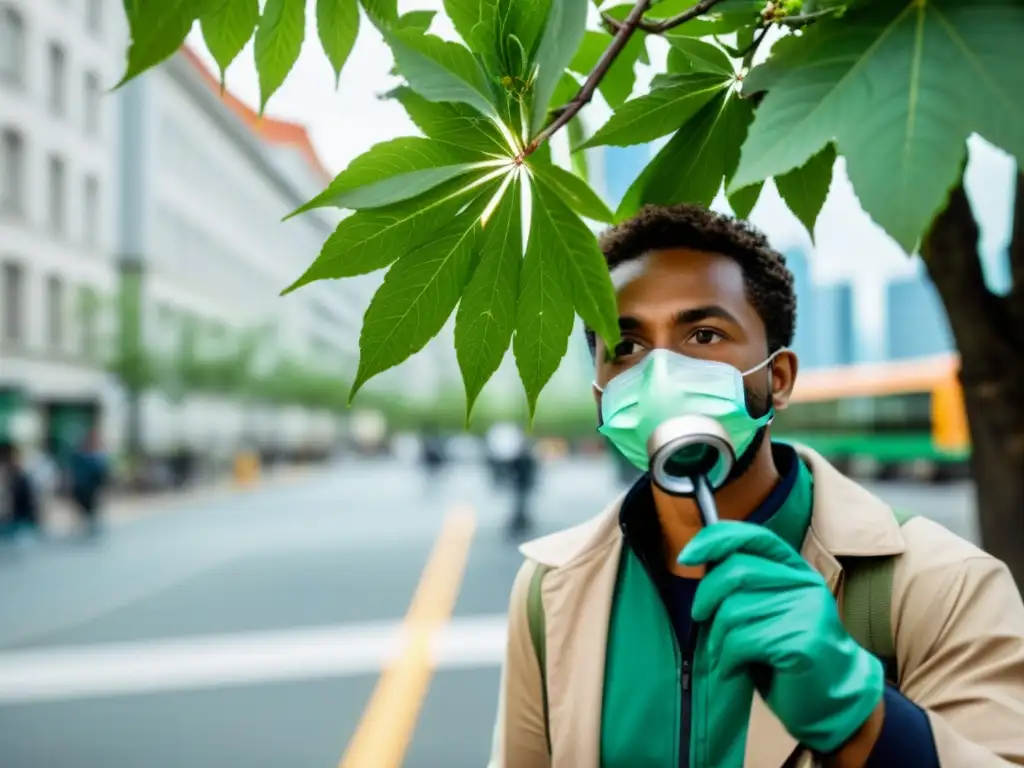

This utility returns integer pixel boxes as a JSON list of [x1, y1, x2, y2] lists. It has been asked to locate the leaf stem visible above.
[[522, 0, 654, 159]]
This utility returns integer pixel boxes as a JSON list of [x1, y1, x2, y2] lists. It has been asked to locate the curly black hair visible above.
[[586, 203, 796, 356]]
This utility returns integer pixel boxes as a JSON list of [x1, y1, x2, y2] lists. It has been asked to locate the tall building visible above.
[[811, 282, 856, 367], [884, 266, 954, 360], [0, 1, 364, 460], [1, 0, 123, 456], [784, 246, 818, 367]]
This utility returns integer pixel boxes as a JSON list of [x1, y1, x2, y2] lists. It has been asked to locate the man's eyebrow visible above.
[[674, 305, 741, 326], [618, 316, 642, 332]]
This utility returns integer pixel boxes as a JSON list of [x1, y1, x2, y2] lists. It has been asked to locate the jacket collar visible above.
[[519, 442, 906, 570]]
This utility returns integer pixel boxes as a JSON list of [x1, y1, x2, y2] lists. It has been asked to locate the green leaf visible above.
[[665, 37, 735, 77], [384, 29, 498, 119], [388, 86, 510, 156], [282, 176, 492, 293], [350, 182, 500, 400], [568, 30, 647, 109], [360, 0, 397, 26], [397, 10, 435, 30], [529, 160, 613, 223], [201, 0, 259, 84], [529, 0, 589, 136], [583, 73, 729, 148], [727, 181, 762, 219], [316, 0, 359, 86], [533, 177, 619, 348], [443, 0, 506, 77], [740, 33, 804, 95], [118, 0, 201, 86], [455, 176, 523, 415], [730, 0, 1024, 252], [514, 181, 577, 417], [290, 137, 494, 215], [774, 143, 836, 238], [617, 91, 753, 219], [254, 0, 305, 113]]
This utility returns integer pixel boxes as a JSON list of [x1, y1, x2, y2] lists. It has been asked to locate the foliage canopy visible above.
[[118, 0, 1024, 421]]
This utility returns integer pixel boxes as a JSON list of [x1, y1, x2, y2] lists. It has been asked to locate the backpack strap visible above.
[[527, 563, 552, 754], [841, 508, 917, 685]]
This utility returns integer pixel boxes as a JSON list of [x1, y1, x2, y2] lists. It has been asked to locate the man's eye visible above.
[[612, 339, 643, 359], [689, 328, 723, 345]]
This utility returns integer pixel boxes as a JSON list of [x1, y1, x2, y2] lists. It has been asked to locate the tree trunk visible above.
[[922, 173, 1024, 590]]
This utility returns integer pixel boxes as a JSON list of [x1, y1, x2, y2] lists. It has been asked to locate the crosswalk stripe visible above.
[[0, 614, 508, 705]]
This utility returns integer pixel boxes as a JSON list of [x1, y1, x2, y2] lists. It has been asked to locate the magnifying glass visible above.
[[647, 414, 736, 526], [647, 414, 775, 696]]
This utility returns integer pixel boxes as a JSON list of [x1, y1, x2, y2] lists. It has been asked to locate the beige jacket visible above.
[[489, 446, 1024, 767]]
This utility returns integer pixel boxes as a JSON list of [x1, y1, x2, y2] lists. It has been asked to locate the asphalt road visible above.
[[0, 456, 978, 768]]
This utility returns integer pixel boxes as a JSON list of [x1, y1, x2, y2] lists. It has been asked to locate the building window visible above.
[[86, 0, 103, 37], [84, 71, 101, 135], [47, 155, 66, 236], [0, 128, 25, 218], [47, 42, 67, 117], [0, 6, 25, 88], [47, 276, 64, 349], [83, 174, 99, 248], [2, 261, 24, 346], [78, 285, 100, 360]]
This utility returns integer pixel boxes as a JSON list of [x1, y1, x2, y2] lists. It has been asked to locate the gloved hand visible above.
[[679, 521, 884, 754]]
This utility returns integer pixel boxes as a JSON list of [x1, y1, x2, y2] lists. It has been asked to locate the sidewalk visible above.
[[42, 463, 318, 536]]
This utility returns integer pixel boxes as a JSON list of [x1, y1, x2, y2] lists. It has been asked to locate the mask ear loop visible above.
[[741, 346, 788, 377], [743, 347, 788, 425]]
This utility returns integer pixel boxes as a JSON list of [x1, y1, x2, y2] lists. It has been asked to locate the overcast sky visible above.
[[185, 3, 1017, 354]]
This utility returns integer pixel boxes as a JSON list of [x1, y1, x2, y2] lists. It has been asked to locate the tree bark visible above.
[[922, 174, 1024, 590]]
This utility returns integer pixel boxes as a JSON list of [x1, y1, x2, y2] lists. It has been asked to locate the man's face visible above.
[[593, 247, 796, 431]]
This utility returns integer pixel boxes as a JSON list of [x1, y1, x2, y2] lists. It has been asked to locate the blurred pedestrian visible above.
[[485, 422, 522, 488], [2, 444, 41, 546], [506, 437, 537, 539], [420, 425, 446, 492], [69, 429, 109, 537]]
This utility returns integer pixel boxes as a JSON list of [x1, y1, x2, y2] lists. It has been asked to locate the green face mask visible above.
[[596, 348, 781, 473]]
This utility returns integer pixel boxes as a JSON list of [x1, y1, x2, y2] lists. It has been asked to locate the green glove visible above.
[[679, 521, 884, 754]]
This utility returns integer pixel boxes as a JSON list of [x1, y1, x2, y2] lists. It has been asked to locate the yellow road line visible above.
[[339, 504, 477, 768]]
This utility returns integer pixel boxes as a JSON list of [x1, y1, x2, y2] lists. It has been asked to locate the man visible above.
[[489, 205, 1024, 767]]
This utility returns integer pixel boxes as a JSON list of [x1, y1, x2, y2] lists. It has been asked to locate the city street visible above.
[[0, 456, 978, 768]]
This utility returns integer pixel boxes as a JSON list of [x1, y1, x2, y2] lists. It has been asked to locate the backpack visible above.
[[525, 508, 916, 750]]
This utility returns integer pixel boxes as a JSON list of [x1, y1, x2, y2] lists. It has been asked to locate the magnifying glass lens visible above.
[[663, 443, 719, 479]]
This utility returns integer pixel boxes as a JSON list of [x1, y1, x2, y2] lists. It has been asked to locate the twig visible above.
[[603, 0, 728, 34], [741, 25, 770, 67], [521, 0, 653, 158]]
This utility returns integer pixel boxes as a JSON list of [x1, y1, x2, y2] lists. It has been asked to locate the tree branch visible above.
[[522, 0, 653, 158], [602, 0, 728, 35], [741, 25, 771, 67]]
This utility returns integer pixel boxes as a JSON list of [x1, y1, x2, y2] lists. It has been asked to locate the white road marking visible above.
[[0, 615, 508, 704]]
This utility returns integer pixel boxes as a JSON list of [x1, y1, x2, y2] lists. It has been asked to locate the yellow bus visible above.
[[774, 353, 970, 481]]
